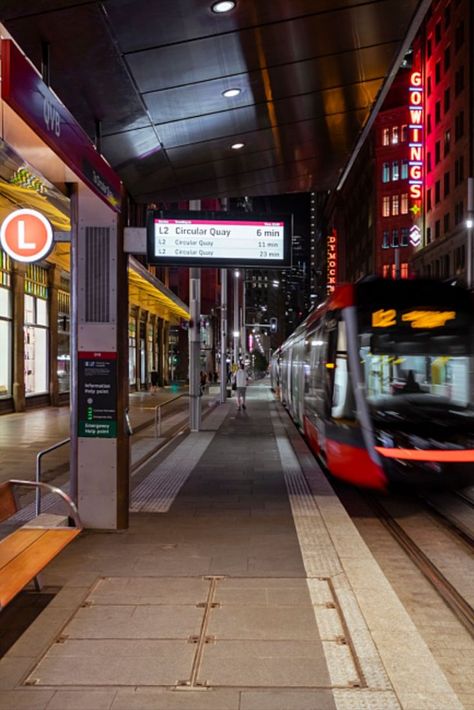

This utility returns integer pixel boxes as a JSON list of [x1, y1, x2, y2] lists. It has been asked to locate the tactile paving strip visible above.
[[130, 404, 230, 513], [270, 401, 396, 698]]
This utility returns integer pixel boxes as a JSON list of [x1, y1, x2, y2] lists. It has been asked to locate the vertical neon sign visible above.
[[327, 228, 337, 294], [408, 70, 423, 247]]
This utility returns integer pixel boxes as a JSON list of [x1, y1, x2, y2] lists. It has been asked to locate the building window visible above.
[[383, 264, 391, 278], [435, 61, 441, 84], [427, 152, 432, 173], [57, 288, 70, 394], [391, 195, 399, 215], [444, 171, 450, 197], [382, 196, 390, 217], [435, 180, 441, 204], [444, 4, 451, 27], [455, 111, 464, 141], [454, 155, 464, 186], [382, 231, 390, 248], [128, 315, 137, 386], [455, 21, 464, 52], [382, 162, 390, 182], [427, 113, 432, 135], [427, 75, 432, 96], [400, 228, 409, 247], [444, 46, 451, 71], [455, 66, 464, 96], [435, 141, 441, 164], [444, 130, 451, 156], [444, 213, 450, 234], [401, 160, 409, 179], [401, 193, 408, 214], [401, 263, 409, 279], [435, 220, 441, 239], [444, 87, 450, 113], [427, 37, 432, 58], [427, 188, 432, 211], [0, 285, 12, 398], [401, 124, 408, 142], [455, 201, 464, 225], [392, 161, 399, 181], [391, 126, 399, 144], [391, 229, 399, 247], [382, 128, 390, 146], [426, 226, 432, 244], [435, 20, 441, 44], [435, 101, 441, 124], [24, 294, 49, 396]]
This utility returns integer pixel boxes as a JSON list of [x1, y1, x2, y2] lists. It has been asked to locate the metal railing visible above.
[[36, 438, 71, 516], [154, 394, 189, 437]]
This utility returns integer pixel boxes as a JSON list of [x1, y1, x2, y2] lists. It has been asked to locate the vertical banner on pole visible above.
[[220, 269, 228, 403], [189, 267, 201, 431]]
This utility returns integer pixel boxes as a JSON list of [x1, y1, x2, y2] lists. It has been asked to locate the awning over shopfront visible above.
[[46, 246, 189, 324], [128, 256, 189, 323]]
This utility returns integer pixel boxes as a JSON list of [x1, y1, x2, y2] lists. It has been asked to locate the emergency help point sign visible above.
[[0, 208, 54, 263]]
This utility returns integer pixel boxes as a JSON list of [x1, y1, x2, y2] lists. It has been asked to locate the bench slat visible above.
[[0, 529, 46, 569], [0, 529, 81, 609]]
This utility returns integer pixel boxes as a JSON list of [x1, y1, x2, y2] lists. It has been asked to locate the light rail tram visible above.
[[271, 278, 474, 489]]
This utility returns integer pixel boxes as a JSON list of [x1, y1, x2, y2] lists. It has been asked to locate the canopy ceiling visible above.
[[1, 0, 427, 203]]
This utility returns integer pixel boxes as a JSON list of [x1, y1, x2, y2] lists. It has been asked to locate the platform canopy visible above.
[[1, 0, 428, 202]]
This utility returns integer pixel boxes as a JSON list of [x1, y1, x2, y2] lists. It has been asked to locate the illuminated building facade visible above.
[[411, 0, 472, 281], [374, 69, 414, 279], [328, 0, 472, 288]]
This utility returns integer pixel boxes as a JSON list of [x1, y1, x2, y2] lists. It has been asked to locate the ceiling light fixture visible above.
[[211, 1, 236, 13], [231, 142, 245, 150], [222, 88, 241, 98]]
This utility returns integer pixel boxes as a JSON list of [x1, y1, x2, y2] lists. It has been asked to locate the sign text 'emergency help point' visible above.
[[0, 209, 54, 263]]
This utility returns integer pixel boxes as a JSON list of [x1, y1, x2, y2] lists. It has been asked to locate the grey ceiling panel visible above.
[[0, 0, 424, 202], [142, 44, 393, 124]]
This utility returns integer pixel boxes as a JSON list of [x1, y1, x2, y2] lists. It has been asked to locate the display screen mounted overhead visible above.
[[147, 211, 292, 267]]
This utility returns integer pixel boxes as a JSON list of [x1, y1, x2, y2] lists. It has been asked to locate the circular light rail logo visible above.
[[0, 208, 54, 263]]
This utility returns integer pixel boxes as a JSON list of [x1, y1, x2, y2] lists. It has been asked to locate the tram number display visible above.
[[371, 309, 457, 329], [146, 211, 292, 267]]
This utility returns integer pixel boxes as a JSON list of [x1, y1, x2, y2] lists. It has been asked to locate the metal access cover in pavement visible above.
[[25, 575, 332, 690]]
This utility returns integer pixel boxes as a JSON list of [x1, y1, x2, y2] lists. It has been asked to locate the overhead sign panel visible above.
[[147, 211, 292, 267]]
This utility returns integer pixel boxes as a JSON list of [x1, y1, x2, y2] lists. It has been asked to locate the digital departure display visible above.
[[146, 211, 292, 267], [371, 309, 458, 329]]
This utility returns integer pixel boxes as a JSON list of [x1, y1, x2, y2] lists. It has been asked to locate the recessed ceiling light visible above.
[[211, 1, 235, 13], [222, 88, 241, 98], [231, 142, 245, 150]]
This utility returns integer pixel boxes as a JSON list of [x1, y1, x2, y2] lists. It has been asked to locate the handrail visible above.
[[154, 394, 189, 437], [36, 438, 71, 516], [9, 479, 82, 528]]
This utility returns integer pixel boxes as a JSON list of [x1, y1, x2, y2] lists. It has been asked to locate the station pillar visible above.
[[70, 183, 129, 530]]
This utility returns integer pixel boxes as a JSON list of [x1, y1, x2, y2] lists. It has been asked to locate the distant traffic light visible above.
[[270, 317, 278, 333]]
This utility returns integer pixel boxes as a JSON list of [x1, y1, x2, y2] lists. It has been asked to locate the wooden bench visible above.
[[0, 479, 82, 610]]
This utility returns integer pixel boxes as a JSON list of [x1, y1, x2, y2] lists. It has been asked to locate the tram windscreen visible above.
[[356, 281, 474, 410]]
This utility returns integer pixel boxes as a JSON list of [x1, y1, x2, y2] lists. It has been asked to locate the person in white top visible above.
[[234, 363, 249, 410]]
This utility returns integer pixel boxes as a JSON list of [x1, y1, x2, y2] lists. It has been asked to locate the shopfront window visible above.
[[128, 315, 136, 385], [0, 286, 12, 398], [57, 289, 70, 393], [147, 322, 154, 373], [24, 294, 49, 395]]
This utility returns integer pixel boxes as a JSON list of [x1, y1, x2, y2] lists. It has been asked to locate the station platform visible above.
[[0, 383, 463, 709]]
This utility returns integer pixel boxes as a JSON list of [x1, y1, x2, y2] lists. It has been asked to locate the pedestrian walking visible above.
[[233, 362, 249, 410]]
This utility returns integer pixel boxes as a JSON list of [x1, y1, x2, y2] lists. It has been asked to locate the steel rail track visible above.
[[366, 494, 474, 638]]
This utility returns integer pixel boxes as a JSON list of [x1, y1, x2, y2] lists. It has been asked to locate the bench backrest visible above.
[[0, 483, 18, 523]]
